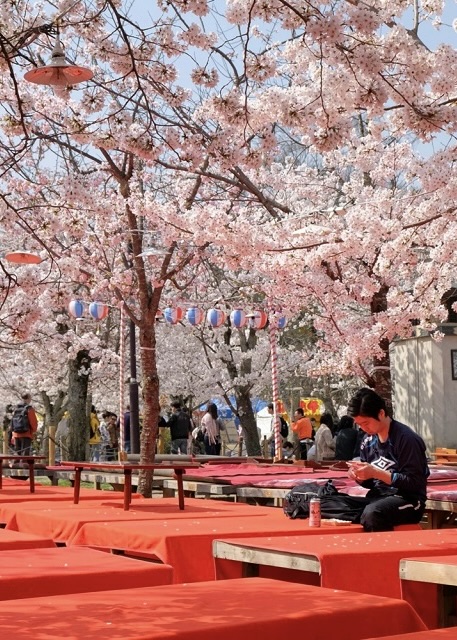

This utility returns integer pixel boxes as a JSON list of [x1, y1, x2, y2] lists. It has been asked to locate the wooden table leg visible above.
[[124, 469, 132, 511], [174, 468, 185, 510], [74, 467, 82, 504], [28, 459, 35, 493]]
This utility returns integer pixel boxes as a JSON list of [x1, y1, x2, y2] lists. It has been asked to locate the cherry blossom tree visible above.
[[1, 1, 457, 492]]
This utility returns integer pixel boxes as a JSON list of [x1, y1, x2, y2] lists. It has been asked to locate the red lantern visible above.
[[248, 310, 268, 330]]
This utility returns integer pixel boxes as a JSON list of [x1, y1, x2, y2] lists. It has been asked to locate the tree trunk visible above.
[[67, 350, 91, 461], [137, 318, 160, 497], [236, 386, 261, 456]]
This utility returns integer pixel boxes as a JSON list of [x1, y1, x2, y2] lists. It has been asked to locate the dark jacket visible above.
[[167, 411, 192, 440]]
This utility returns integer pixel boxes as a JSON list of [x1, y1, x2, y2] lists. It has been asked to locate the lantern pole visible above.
[[268, 314, 282, 461], [129, 319, 140, 454], [118, 302, 127, 461]]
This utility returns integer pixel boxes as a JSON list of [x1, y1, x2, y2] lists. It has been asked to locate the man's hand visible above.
[[348, 461, 392, 485]]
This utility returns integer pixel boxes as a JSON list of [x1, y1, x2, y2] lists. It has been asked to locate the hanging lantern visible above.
[[186, 306, 204, 326], [248, 310, 268, 330], [230, 308, 247, 328], [164, 307, 184, 325], [207, 308, 226, 328], [88, 302, 109, 321], [68, 300, 85, 319], [24, 34, 93, 86], [277, 315, 287, 330]]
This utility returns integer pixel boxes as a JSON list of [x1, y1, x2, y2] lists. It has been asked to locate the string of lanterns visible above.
[[68, 300, 287, 330]]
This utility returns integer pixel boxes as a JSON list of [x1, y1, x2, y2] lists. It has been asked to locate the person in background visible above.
[[55, 411, 70, 462], [291, 407, 313, 460], [3, 404, 13, 451], [106, 412, 119, 460], [201, 403, 221, 455], [122, 405, 131, 453], [335, 415, 357, 461], [88, 405, 101, 461], [347, 387, 429, 531], [98, 411, 111, 462], [282, 441, 295, 460], [12, 393, 38, 455], [314, 412, 336, 461], [167, 402, 193, 454]]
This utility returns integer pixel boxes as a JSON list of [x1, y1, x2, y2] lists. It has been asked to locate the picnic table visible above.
[[400, 554, 457, 628], [59, 461, 200, 510], [0, 577, 427, 639], [0, 455, 46, 493]]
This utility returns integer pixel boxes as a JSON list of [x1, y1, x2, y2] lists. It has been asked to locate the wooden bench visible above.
[[162, 478, 237, 500]]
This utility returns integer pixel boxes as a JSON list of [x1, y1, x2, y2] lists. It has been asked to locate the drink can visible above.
[[309, 497, 321, 527]]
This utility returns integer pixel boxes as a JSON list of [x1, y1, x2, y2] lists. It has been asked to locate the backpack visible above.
[[11, 404, 30, 434], [283, 480, 371, 523], [280, 416, 289, 438]]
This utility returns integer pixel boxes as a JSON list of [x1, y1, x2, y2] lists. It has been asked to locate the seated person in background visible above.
[[335, 415, 357, 460], [314, 412, 336, 461], [347, 387, 429, 532], [282, 441, 295, 460]]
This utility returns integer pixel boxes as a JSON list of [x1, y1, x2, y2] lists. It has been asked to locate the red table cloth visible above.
[[71, 512, 363, 582], [214, 529, 457, 599], [0, 484, 127, 503], [0, 577, 426, 640], [3, 498, 276, 543], [365, 631, 457, 640], [0, 527, 55, 550], [0, 546, 173, 600]]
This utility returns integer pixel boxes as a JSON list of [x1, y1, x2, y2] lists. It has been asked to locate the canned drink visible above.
[[309, 497, 321, 527]]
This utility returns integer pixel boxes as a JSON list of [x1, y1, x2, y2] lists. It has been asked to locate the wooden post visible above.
[[3, 429, 8, 454], [49, 424, 56, 465]]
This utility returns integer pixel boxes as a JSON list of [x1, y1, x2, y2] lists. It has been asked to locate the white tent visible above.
[[256, 406, 272, 441]]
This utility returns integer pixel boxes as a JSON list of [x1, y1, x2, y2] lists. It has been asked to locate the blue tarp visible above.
[[199, 397, 268, 419]]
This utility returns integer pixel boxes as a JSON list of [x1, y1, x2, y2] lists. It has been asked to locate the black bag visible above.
[[196, 429, 205, 443], [11, 404, 30, 434], [280, 416, 289, 438], [283, 480, 371, 523]]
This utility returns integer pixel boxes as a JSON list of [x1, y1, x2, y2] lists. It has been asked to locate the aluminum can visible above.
[[309, 497, 321, 527]]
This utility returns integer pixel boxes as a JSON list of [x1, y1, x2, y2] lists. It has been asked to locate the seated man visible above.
[[347, 387, 429, 532]]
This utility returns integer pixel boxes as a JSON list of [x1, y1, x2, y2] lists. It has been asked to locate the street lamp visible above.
[[24, 30, 93, 86], [2, 251, 42, 265]]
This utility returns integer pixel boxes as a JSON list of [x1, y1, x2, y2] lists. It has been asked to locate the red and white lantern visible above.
[[68, 300, 85, 319], [248, 310, 268, 330], [88, 302, 109, 321], [186, 306, 204, 326], [207, 308, 226, 328], [163, 306, 185, 325], [230, 308, 247, 328]]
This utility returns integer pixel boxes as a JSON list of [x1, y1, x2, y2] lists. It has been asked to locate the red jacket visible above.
[[12, 405, 38, 439]]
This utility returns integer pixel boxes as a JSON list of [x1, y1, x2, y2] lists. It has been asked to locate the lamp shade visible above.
[[230, 308, 247, 328], [249, 310, 268, 330], [4, 251, 42, 265], [24, 39, 93, 86], [88, 302, 109, 321], [186, 307, 204, 326], [68, 300, 85, 319], [207, 308, 226, 328]]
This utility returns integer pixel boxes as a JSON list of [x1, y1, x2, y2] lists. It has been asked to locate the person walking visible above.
[[11, 393, 38, 455], [347, 387, 429, 531]]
